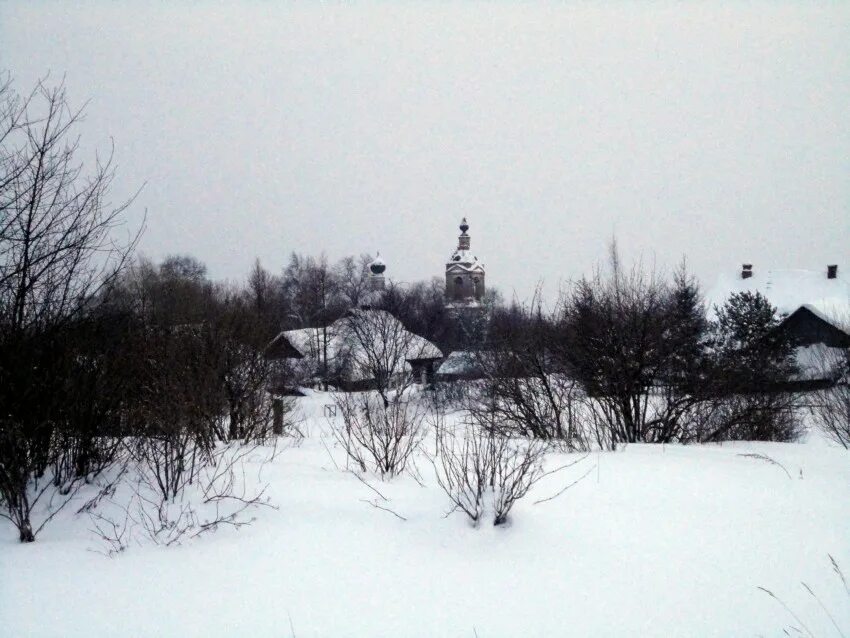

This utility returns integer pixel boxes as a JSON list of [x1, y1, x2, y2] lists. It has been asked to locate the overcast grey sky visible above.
[[1, 2, 848, 301]]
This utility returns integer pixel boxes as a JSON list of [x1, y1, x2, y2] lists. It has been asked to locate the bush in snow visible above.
[[469, 292, 590, 449], [558, 245, 686, 446], [811, 384, 850, 449], [86, 441, 277, 553], [328, 303, 437, 478], [331, 390, 427, 479], [807, 346, 850, 448], [433, 416, 546, 527]]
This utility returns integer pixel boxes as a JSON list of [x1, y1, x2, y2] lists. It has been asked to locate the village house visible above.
[[266, 253, 443, 392], [708, 263, 849, 387]]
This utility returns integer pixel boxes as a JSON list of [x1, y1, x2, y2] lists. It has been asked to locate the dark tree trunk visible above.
[[19, 521, 34, 543]]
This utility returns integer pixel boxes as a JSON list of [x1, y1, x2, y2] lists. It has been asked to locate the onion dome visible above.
[[369, 253, 386, 275], [459, 217, 469, 234]]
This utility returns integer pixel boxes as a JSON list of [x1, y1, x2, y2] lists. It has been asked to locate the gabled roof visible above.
[[778, 305, 850, 348], [266, 332, 304, 360], [268, 310, 443, 381]]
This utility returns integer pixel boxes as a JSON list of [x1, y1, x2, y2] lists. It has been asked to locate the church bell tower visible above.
[[445, 217, 485, 307]]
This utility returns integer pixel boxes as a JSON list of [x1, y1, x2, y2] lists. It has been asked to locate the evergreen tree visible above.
[[705, 291, 800, 441], [714, 291, 796, 389], [663, 263, 710, 391]]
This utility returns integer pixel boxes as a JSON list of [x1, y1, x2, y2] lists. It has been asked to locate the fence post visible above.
[[273, 397, 284, 435]]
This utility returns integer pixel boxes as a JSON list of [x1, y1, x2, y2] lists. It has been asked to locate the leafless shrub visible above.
[[119, 317, 228, 491], [127, 430, 205, 504], [87, 441, 277, 555], [805, 346, 850, 448], [583, 399, 621, 452], [0, 75, 141, 542], [331, 390, 427, 479], [433, 420, 546, 526], [811, 385, 850, 449], [0, 450, 87, 543], [430, 380, 469, 412], [476, 291, 590, 449], [470, 365, 589, 449], [697, 391, 802, 443]]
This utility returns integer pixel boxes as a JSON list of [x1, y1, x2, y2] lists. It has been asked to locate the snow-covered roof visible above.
[[447, 249, 485, 271], [344, 309, 443, 361], [436, 350, 494, 377], [274, 310, 443, 382], [706, 268, 850, 325], [437, 351, 478, 375], [278, 327, 336, 359], [446, 262, 486, 276]]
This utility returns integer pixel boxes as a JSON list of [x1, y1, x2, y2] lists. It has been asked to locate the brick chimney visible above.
[[827, 264, 838, 279], [741, 264, 753, 280]]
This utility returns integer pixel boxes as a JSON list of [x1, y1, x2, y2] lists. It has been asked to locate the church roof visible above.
[[446, 259, 485, 274]]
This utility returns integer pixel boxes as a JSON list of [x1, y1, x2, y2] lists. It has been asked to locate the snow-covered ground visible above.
[[2, 391, 849, 637]]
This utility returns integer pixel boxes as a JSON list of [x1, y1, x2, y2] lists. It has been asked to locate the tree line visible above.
[[473, 245, 801, 451]]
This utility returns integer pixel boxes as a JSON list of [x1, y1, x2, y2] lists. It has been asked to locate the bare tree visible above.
[[216, 293, 278, 442], [335, 253, 373, 309], [282, 253, 346, 389], [329, 309, 439, 478], [0, 76, 140, 542], [559, 244, 671, 447], [470, 291, 589, 449], [339, 308, 437, 404], [0, 78, 139, 330], [379, 277, 458, 354]]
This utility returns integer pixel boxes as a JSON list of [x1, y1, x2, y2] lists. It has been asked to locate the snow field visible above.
[[1, 392, 848, 637]]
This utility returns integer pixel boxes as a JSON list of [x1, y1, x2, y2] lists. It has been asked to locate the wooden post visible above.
[[272, 397, 283, 435]]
